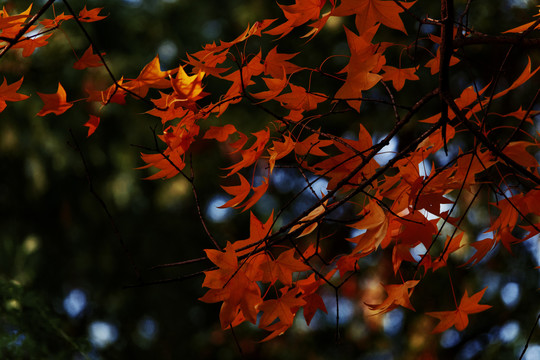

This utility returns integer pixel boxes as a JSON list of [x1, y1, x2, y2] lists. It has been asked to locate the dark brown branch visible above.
[[439, 0, 455, 155], [453, 35, 540, 48], [190, 153, 221, 250], [519, 313, 540, 360]]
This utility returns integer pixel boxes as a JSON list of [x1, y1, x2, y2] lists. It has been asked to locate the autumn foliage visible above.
[[2, 0, 540, 350]]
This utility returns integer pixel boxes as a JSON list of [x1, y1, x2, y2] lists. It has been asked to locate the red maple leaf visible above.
[[427, 288, 491, 333]]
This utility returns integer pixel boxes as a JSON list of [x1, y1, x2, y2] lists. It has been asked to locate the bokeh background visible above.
[[0, 0, 539, 359]]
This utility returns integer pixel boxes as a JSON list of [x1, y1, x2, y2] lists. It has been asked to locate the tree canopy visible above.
[[0, 0, 539, 359]]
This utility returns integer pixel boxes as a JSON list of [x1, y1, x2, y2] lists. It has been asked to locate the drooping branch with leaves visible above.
[[1, 0, 539, 355]]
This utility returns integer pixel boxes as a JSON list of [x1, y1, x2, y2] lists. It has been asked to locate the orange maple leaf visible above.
[[240, 177, 269, 212], [223, 128, 269, 176], [265, 0, 327, 38], [491, 57, 539, 101], [334, 27, 383, 112], [425, 48, 460, 75], [251, 70, 289, 103], [203, 124, 237, 142], [503, 8, 540, 33], [289, 200, 328, 237], [199, 243, 262, 327], [275, 83, 326, 112], [231, 211, 274, 257], [170, 65, 206, 101], [294, 132, 333, 156], [13, 33, 52, 57], [263, 46, 302, 78], [124, 55, 175, 97], [219, 173, 251, 209], [432, 233, 465, 271], [267, 134, 295, 173], [73, 45, 104, 70], [84, 115, 100, 137], [347, 200, 388, 254], [333, 0, 416, 35], [36, 83, 73, 116], [427, 288, 491, 333], [365, 280, 419, 314], [381, 65, 419, 91], [0, 77, 29, 112], [502, 141, 539, 168], [269, 248, 311, 286], [463, 237, 496, 267], [258, 287, 306, 339], [78, 6, 107, 22], [40, 12, 73, 28]]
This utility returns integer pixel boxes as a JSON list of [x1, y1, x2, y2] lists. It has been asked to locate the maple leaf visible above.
[[85, 79, 127, 106], [239, 177, 269, 212], [170, 65, 205, 101], [146, 92, 190, 123], [223, 128, 269, 177], [502, 141, 539, 168], [275, 83, 326, 112], [503, 7, 540, 33], [258, 287, 306, 333], [463, 237, 496, 267], [40, 12, 73, 28], [231, 211, 274, 257], [334, 27, 383, 112], [267, 134, 295, 173], [0, 77, 29, 112], [36, 83, 73, 116], [263, 46, 302, 78], [347, 200, 389, 254], [270, 248, 311, 285], [139, 151, 185, 180], [265, 0, 327, 38], [0, 8, 30, 33], [381, 66, 419, 91], [432, 233, 464, 271], [336, 254, 361, 277], [427, 288, 491, 333], [365, 280, 419, 314], [296, 274, 327, 325], [289, 200, 328, 237], [251, 70, 289, 103], [203, 124, 237, 142], [78, 6, 107, 22], [333, 0, 416, 35], [491, 57, 540, 100], [294, 132, 333, 157], [425, 48, 460, 75], [73, 45, 104, 70], [13, 33, 52, 57], [84, 115, 100, 137], [124, 55, 175, 97], [302, 292, 327, 326], [199, 243, 262, 327]]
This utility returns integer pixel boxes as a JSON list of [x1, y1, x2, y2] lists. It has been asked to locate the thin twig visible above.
[[69, 129, 142, 282]]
